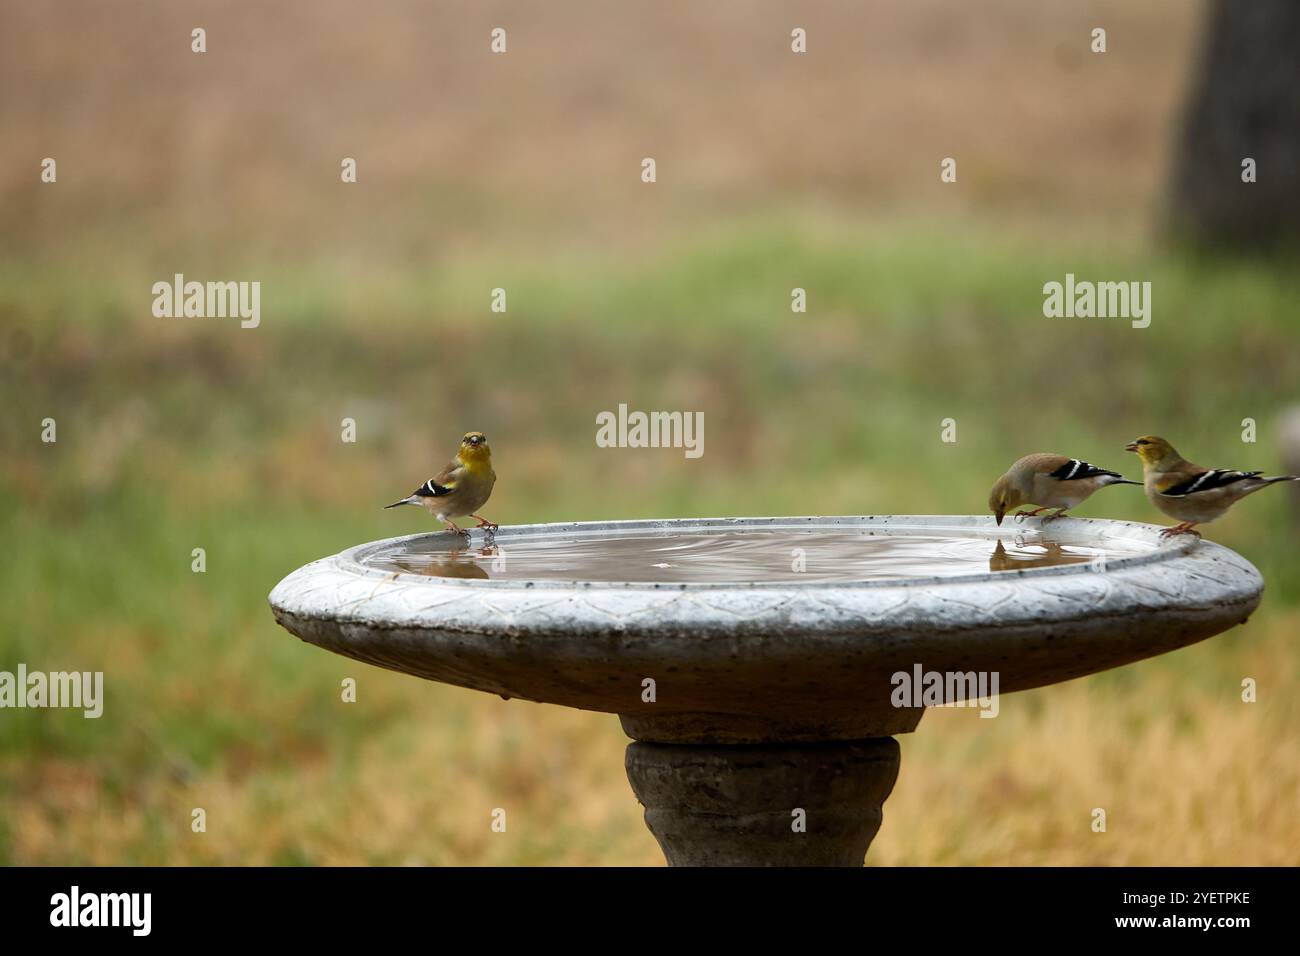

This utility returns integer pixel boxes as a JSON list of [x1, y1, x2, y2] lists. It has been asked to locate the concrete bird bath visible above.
[[268, 516, 1262, 866]]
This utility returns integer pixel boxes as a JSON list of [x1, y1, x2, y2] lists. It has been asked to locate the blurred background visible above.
[[1, 0, 1297, 865]]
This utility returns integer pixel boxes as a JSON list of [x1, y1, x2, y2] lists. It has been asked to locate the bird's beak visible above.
[[995, 508, 1005, 526], [1124, 440, 1139, 452]]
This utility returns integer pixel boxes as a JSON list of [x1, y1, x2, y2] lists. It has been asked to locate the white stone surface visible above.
[[269, 516, 1263, 743]]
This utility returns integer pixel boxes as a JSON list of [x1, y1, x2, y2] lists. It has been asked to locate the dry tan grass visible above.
[[1, 0, 1202, 260], [878, 610, 1300, 866], [7, 608, 1295, 866]]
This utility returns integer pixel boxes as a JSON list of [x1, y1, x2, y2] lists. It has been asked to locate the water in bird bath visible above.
[[360, 526, 1148, 584]]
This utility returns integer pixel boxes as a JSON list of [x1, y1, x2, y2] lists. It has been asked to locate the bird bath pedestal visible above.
[[268, 516, 1262, 866]]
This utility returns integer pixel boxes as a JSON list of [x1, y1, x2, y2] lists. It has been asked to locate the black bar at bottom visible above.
[[0, 866, 1280, 941]]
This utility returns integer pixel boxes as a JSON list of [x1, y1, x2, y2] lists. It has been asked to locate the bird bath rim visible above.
[[311, 514, 1201, 592], [269, 514, 1261, 740]]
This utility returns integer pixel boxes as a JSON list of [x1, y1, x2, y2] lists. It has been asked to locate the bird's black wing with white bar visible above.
[[384, 476, 456, 509], [1046, 458, 1122, 481], [412, 477, 454, 497], [1159, 469, 1262, 498]]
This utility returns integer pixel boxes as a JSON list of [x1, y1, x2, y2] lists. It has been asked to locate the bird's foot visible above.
[[1041, 509, 1069, 524], [471, 514, 499, 531], [1159, 523, 1201, 539], [444, 521, 469, 538], [1013, 508, 1046, 522]]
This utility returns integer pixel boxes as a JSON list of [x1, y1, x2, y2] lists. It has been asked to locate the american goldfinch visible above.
[[384, 431, 497, 535], [988, 453, 1140, 525], [1126, 435, 1299, 537]]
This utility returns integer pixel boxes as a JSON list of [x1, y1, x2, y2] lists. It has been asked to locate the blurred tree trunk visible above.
[[1167, 0, 1300, 248]]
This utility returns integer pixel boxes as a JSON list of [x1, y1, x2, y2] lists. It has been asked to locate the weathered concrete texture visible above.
[[625, 738, 901, 866], [269, 516, 1264, 744]]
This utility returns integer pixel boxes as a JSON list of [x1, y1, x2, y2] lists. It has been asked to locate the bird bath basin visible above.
[[268, 515, 1263, 866]]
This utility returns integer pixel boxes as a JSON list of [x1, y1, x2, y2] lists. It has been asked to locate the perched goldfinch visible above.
[[988, 453, 1140, 525], [1126, 435, 1299, 537], [384, 431, 497, 535]]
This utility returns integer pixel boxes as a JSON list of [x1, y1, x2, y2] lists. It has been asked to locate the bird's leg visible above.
[[1013, 507, 1047, 522], [444, 519, 469, 537], [471, 514, 499, 531], [1041, 508, 1070, 523]]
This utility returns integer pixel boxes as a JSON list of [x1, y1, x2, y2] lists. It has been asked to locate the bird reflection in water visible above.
[[388, 541, 496, 580], [988, 538, 1097, 573]]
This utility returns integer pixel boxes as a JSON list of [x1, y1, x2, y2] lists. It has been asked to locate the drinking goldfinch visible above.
[[1126, 435, 1299, 537], [384, 431, 497, 535], [988, 453, 1140, 525]]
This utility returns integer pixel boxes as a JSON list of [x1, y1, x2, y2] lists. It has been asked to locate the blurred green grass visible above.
[[2, 218, 1298, 863]]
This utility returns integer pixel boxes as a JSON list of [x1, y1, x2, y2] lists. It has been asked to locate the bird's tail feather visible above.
[[384, 496, 418, 509]]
